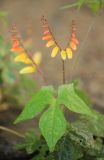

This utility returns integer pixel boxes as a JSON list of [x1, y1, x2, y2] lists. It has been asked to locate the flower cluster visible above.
[[41, 16, 79, 60], [10, 24, 41, 74]]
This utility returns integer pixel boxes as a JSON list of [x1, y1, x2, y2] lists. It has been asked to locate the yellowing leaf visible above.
[[66, 48, 73, 59], [33, 52, 41, 65], [46, 40, 55, 47], [14, 53, 32, 64], [51, 46, 59, 58], [61, 50, 66, 60], [19, 66, 36, 74]]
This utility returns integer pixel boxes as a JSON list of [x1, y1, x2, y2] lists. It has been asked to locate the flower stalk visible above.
[[10, 24, 46, 84], [62, 60, 66, 84]]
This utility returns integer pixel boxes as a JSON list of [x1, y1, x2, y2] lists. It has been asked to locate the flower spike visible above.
[[69, 20, 79, 51], [10, 24, 42, 75], [41, 16, 79, 60]]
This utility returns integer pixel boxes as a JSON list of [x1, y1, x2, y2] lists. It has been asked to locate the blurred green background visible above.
[[0, 0, 104, 159], [0, 0, 104, 149], [0, 0, 103, 107]]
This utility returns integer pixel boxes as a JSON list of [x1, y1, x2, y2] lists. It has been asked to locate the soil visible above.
[[0, 107, 39, 160]]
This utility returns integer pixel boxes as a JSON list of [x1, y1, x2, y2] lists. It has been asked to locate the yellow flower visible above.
[[46, 40, 55, 47], [32, 52, 42, 65], [14, 53, 32, 64], [51, 46, 59, 58], [66, 48, 72, 59], [41, 17, 79, 60], [61, 50, 66, 60], [14, 51, 41, 74], [20, 66, 36, 74]]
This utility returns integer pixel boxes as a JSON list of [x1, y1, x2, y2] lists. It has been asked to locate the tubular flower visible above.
[[41, 16, 79, 60], [69, 20, 79, 51], [10, 24, 41, 74]]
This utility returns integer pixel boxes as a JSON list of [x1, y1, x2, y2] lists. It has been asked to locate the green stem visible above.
[[70, 11, 100, 81], [61, 60, 66, 111], [19, 40, 47, 84], [60, 2, 79, 10], [62, 60, 66, 84]]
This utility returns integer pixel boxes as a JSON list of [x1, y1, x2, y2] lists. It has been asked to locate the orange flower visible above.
[[10, 24, 41, 74], [69, 20, 79, 51], [41, 16, 79, 60]]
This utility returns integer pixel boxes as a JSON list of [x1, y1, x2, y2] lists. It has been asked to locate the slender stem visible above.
[[18, 38, 47, 84], [10, 25, 46, 84], [41, 16, 63, 50], [61, 60, 66, 111], [70, 11, 100, 81], [0, 125, 25, 138], [60, 2, 79, 10], [62, 60, 66, 84]]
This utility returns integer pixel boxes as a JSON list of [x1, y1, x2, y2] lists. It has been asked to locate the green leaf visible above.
[[0, 11, 7, 17], [60, 0, 102, 14], [39, 99, 67, 151], [55, 135, 83, 160], [75, 88, 91, 107], [2, 68, 16, 85], [58, 83, 94, 117], [80, 110, 104, 137], [72, 80, 91, 106], [60, 2, 79, 10], [86, 0, 101, 13], [16, 130, 39, 154], [0, 35, 4, 42], [71, 121, 95, 149], [78, 0, 86, 8], [14, 86, 55, 124], [72, 81, 92, 107]]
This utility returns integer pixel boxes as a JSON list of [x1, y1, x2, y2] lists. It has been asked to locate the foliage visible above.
[[9, 13, 104, 160], [3, 75, 36, 105], [0, 34, 36, 105], [0, 11, 13, 85], [16, 130, 54, 160], [55, 118, 104, 160], [16, 113, 104, 160], [14, 82, 100, 151], [0, 11, 8, 26], [61, 0, 104, 14], [0, 35, 16, 85]]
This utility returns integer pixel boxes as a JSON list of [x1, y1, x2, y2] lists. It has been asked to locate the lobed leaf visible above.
[[55, 134, 83, 160], [80, 110, 104, 137], [58, 83, 94, 117], [14, 86, 55, 123], [39, 99, 67, 151]]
